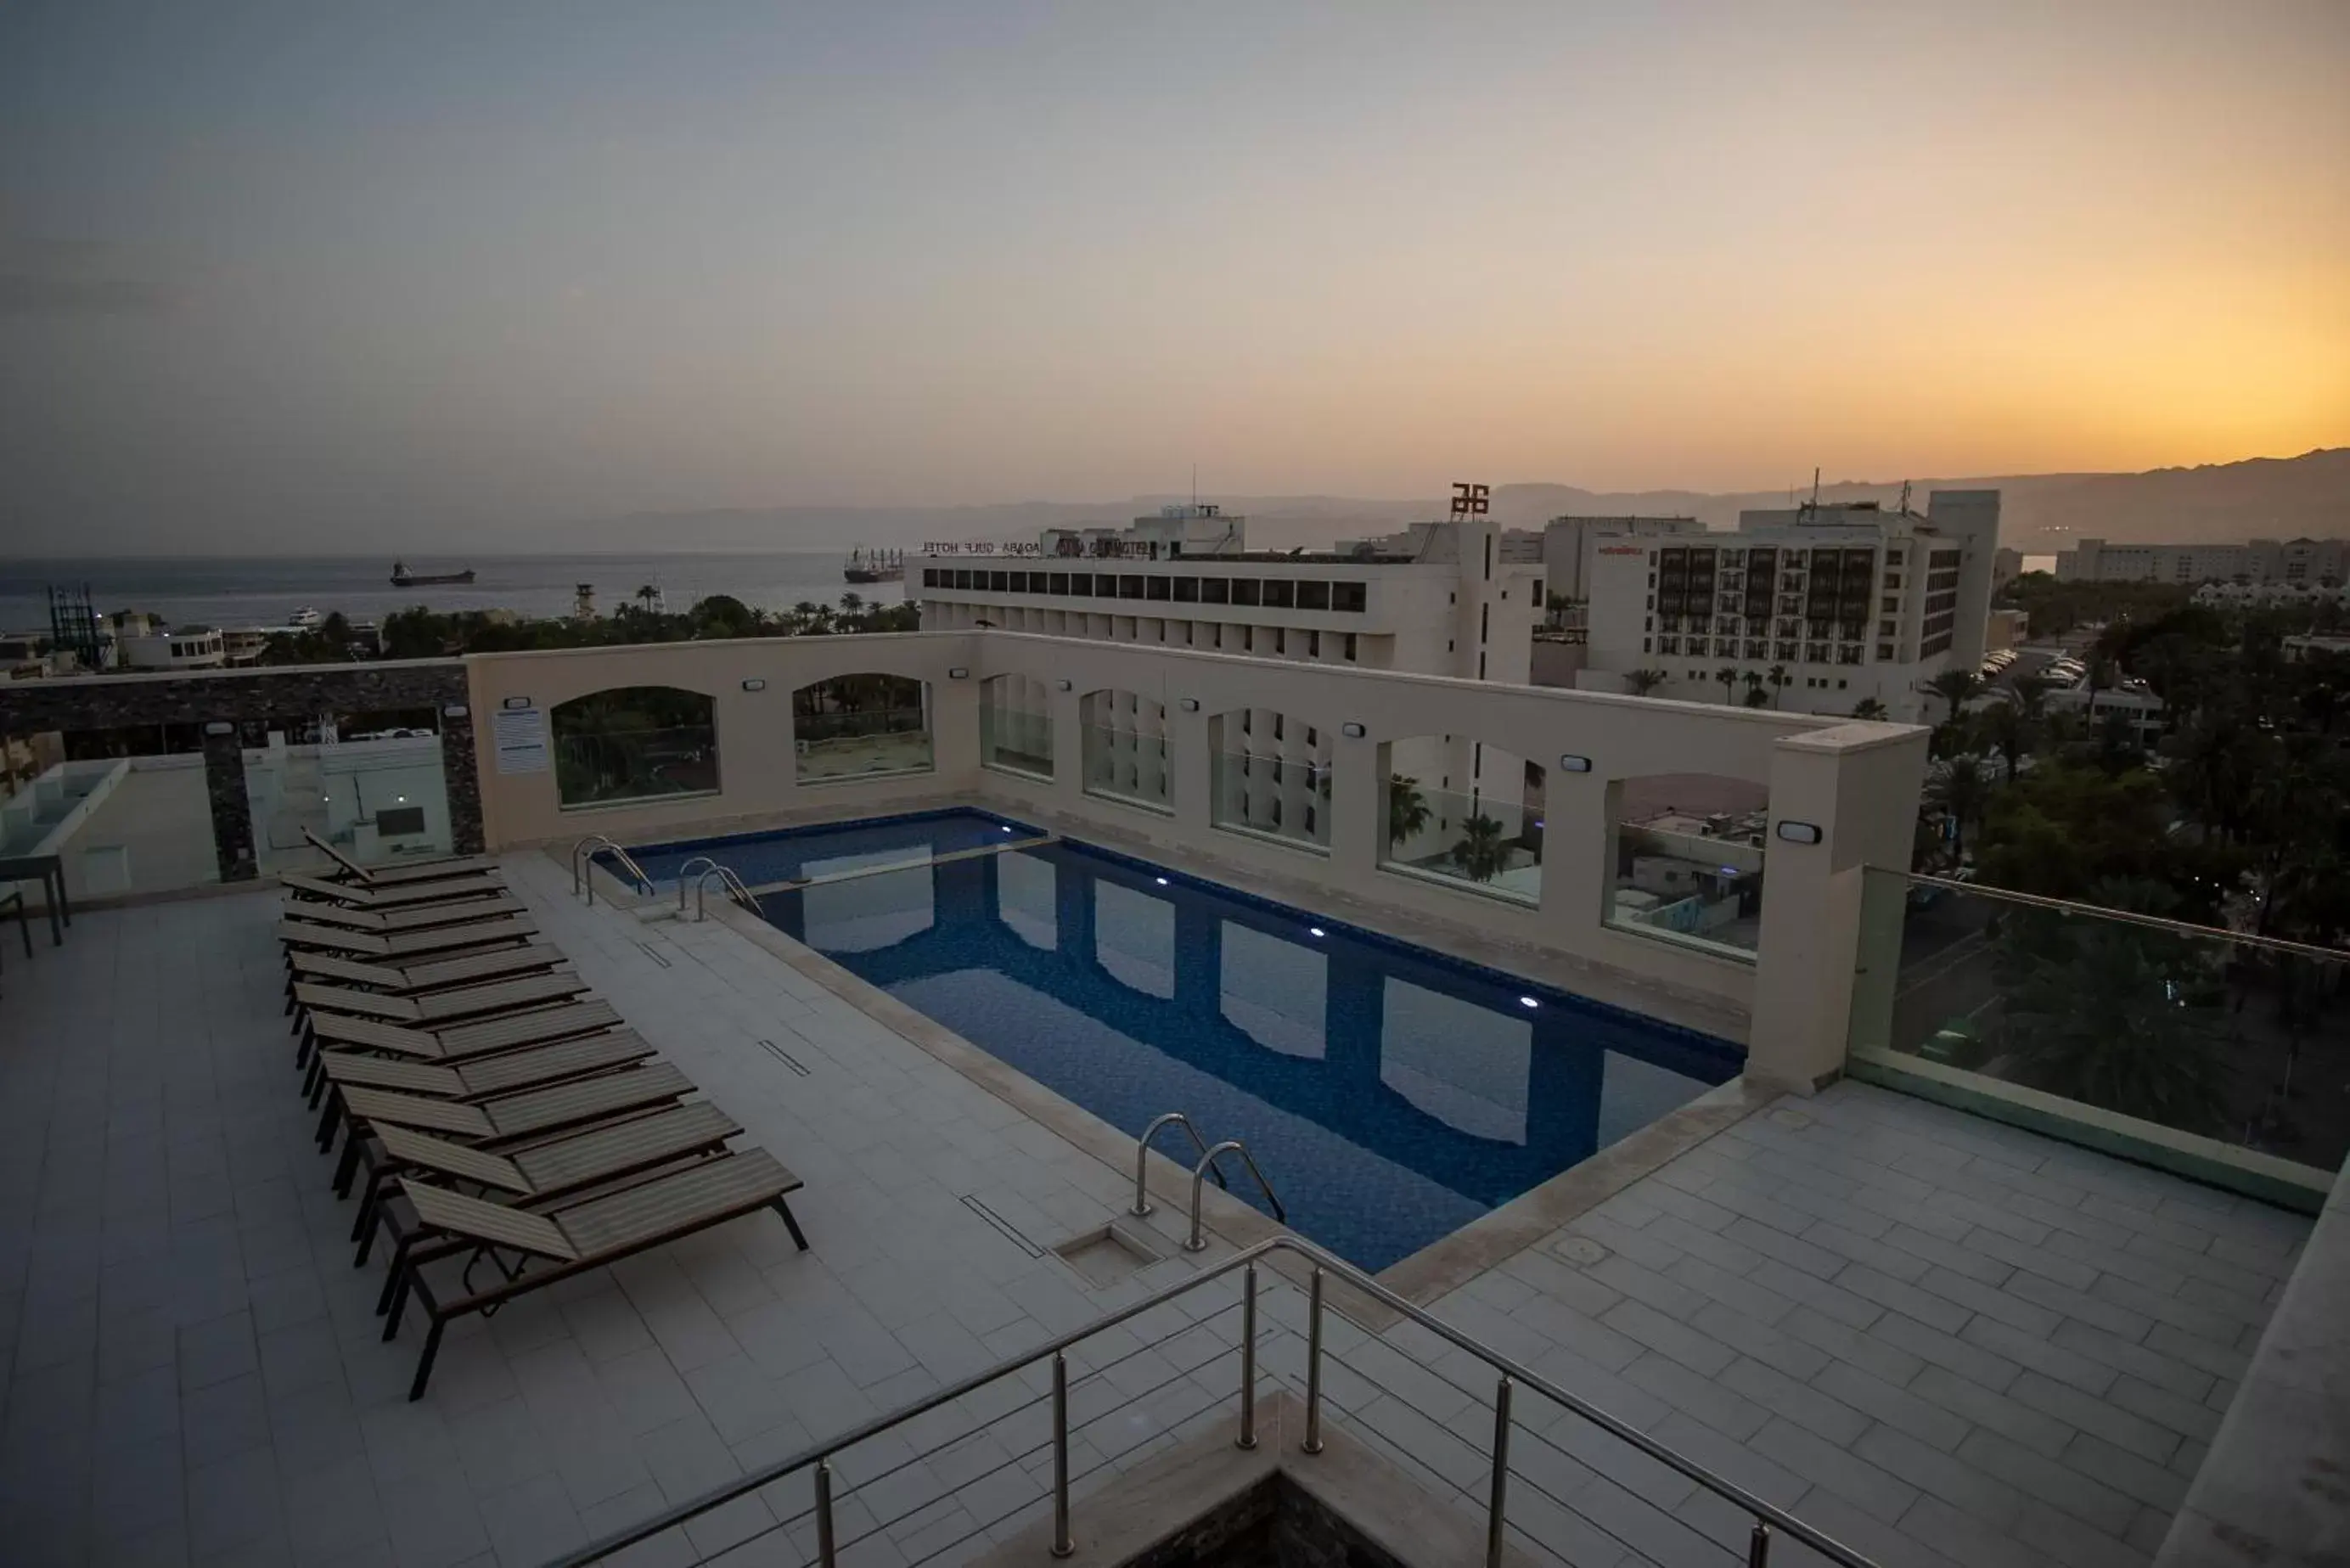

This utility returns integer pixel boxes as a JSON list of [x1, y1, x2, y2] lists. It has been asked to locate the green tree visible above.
[[1624, 668, 1667, 697], [1929, 756, 1991, 863], [1767, 664, 1791, 706], [1715, 666, 1739, 704], [1386, 773, 1431, 850], [1926, 669, 1982, 726], [1851, 697, 1889, 721], [1448, 814, 1511, 882]]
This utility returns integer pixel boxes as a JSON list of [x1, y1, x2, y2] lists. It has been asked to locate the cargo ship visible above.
[[391, 560, 476, 587], [843, 548, 904, 584]]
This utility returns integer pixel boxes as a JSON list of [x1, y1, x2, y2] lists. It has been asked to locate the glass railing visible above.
[[1080, 724, 1171, 812], [245, 736, 453, 874], [792, 706, 933, 783], [2, 754, 222, 903], [1603, 819, 1765, 960], [1848, 868, 2349, 1178], [556, 725, 722, 806], [979, 704, 1055, 779], [1379, 780, 1543, 905], [1209, 749, 1331, 851]]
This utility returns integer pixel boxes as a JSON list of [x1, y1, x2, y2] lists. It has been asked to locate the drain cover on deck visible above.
[[1554, 1235, 1609, 1267]]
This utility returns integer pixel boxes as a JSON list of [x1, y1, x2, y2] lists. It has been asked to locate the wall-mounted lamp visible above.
[[741, 678, 767, 692], [202, 721, 233, 736], [947, 666, 970, 680], [1178, 698, 1200, 711], [1341, 722, 1367, 739], [1557, 754, 1592, 773], [500, 695, 532, 711], [441, 704, 469, 719], [1774, 820, 1824, 845], [1056, 678, 1073, 691]]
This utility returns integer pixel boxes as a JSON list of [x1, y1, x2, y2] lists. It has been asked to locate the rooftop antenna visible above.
[[1897, 479, 1913, 516], [1810, 466, 1821, 508], [1191, 464, 1198, 509]]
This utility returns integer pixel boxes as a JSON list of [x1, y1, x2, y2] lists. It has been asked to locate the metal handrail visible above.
[[1880, 867, 2350, 964], [1185, 1138, 1285, 1250], [673, 856, 720, 913], [692, 863, 762, 921], [1131, 1111, 1225, 1218], [569, 835, 652, 906], [545, 1234, 1876, 1568]]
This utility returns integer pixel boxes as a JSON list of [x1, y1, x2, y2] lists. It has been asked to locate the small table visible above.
[[0, 854, 68, 947]]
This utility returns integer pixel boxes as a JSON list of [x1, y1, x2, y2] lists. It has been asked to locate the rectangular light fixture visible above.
[[1057, 678, 1073, 690], [1341, 722, 1366, 738], [501, 695, 532, 710], [948, 666, 970, 679], [1558, 754, 1592, 773], [202, 721, 233, 736], [741, 678, 766, 691], [1178, 698, 1200, 711], [441, 704, 469, 718], [1774, 820, 1823, 844]]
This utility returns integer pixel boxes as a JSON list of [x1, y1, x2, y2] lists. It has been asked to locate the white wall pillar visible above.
[[1748, 722, 1929, 1091]]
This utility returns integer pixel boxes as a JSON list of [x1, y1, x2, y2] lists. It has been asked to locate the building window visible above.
[[1881, 597, 1898, 614], [984, 570, 1004, 592], [1878, 643, 1894, 660], [1174, 577, 1200, 603], [1095, 575, 1119, 599], [1233, 580, 1262, 607], [1332, 582, 1366, 612], [1480, 604, 1490, 641], [1343, 632, 1358, 660], [1242, 627, 1254, 653], [1147, 576, 1172, 600], [922, 569, 940, 587], [1307, 630, 1321, 657], [1120, 575, 1145, 599], [1297, 581, 1330, 611], [1202, 577, 1230, 604], [1273, 628, 1286, 655], [1262, 580, 1296, 610]]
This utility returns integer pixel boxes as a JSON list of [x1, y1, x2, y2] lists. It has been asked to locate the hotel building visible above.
[[1580, 491, 2001, 723]]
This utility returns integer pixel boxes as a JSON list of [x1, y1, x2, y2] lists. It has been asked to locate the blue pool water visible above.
[[630, 810, 1741, 1271]]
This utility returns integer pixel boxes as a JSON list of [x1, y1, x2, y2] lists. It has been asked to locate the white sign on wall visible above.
[[492, 706, 550, 774]]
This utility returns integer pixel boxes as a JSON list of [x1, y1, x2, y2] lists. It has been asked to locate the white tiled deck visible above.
[[0, 859, 2314, 1568]]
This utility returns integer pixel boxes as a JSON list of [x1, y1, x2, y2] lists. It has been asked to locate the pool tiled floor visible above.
[[0, 857, 2314, 1568]]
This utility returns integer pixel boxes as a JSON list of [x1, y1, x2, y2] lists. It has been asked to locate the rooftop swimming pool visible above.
[[626, 810, 1742, 1272]]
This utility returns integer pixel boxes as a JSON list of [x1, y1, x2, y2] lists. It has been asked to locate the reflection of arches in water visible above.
[[994, 851, 1056, 951], [1218, 923, 1326, 1059], [1378, 980, 1530, 1144], [1093, 880, 1173, 998], [796, 857, 936, 953]]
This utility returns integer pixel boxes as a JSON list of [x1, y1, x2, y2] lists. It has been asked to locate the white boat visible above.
[[287, 607, 322, 628]]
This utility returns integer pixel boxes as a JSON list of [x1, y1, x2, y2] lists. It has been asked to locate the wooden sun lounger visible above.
[[325, 1061, 694, 1200], [278, 913, 538, 962], [283, 942, 566, 1014], [383, 1149, 803, 1398], [300, 997, 620, 1079], [278, 891, 523, 933], [301, 828, 498, 886], [310, 1027, 651, 1133], [293, 969, 589, 1037], [358, 1100, 743, 1270], [281, 869, 504, 909]]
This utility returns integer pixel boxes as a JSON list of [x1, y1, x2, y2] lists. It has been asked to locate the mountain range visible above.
[[559, 447, 2350, 554]]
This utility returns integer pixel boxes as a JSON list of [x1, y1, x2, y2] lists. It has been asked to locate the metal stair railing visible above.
[[1184, 1138, 1285, 1250], [568, 835, 652, 906], [545, 1234, 1881, 1568], [690, 863, 762, 921], [1129, 1111, 1225, 1217]]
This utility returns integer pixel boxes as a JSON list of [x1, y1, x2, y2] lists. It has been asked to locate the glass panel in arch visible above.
[[1605, 773, 1768, 958], [552, 687, 718, 808], [1377, 737, 1543, 905], [1079, 690, 1170, 811], [1209, 711, 1331, 851], [793, 675, 932, 782], [980, 674, 1054, 778]]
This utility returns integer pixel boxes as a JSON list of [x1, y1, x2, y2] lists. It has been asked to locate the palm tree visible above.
[[1743, 686, 1771, 707], [1715, 666, 1739, 705], [1852, 697, 1889, 721], [840, 592, 865, 615], [1767, 664, 1791, 707], [1448, 814, 1511, 882], [634, 584, 661, 614], [1386, 773, 1431, 851], [1625, 668, 1668, 697], [1926, 669, 1982, 725]]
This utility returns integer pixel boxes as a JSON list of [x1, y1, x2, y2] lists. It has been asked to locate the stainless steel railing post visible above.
[[1050, 1352, 1074, 1558], [1236, 1263, 1258, 1451], [1301, 1267, 1325, 1456], [1487, 1377, 1513, 1568], [1748, 1521, 1772, 1565], [814, 1458, 837, 1567]]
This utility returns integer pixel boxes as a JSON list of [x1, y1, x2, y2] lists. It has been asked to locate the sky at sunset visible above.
[[3, 1, 2345, 550]]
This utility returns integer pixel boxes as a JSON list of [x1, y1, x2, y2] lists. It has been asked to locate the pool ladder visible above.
[[1132, 1111, 1286, 1252], [677, 857, 762, 920], [570, 835, 654, 906]]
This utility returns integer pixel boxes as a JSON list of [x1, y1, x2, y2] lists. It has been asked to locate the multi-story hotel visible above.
[[1580, 491, 2000, 722], [2056, 534, 2350, 585], [920, 505, 1547, 846]]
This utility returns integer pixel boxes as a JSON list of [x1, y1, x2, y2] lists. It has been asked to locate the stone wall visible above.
[[0, 660, 481, 881]]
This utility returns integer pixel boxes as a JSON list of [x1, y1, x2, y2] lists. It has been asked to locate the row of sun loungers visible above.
[[276, 830, 808, 1400]]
